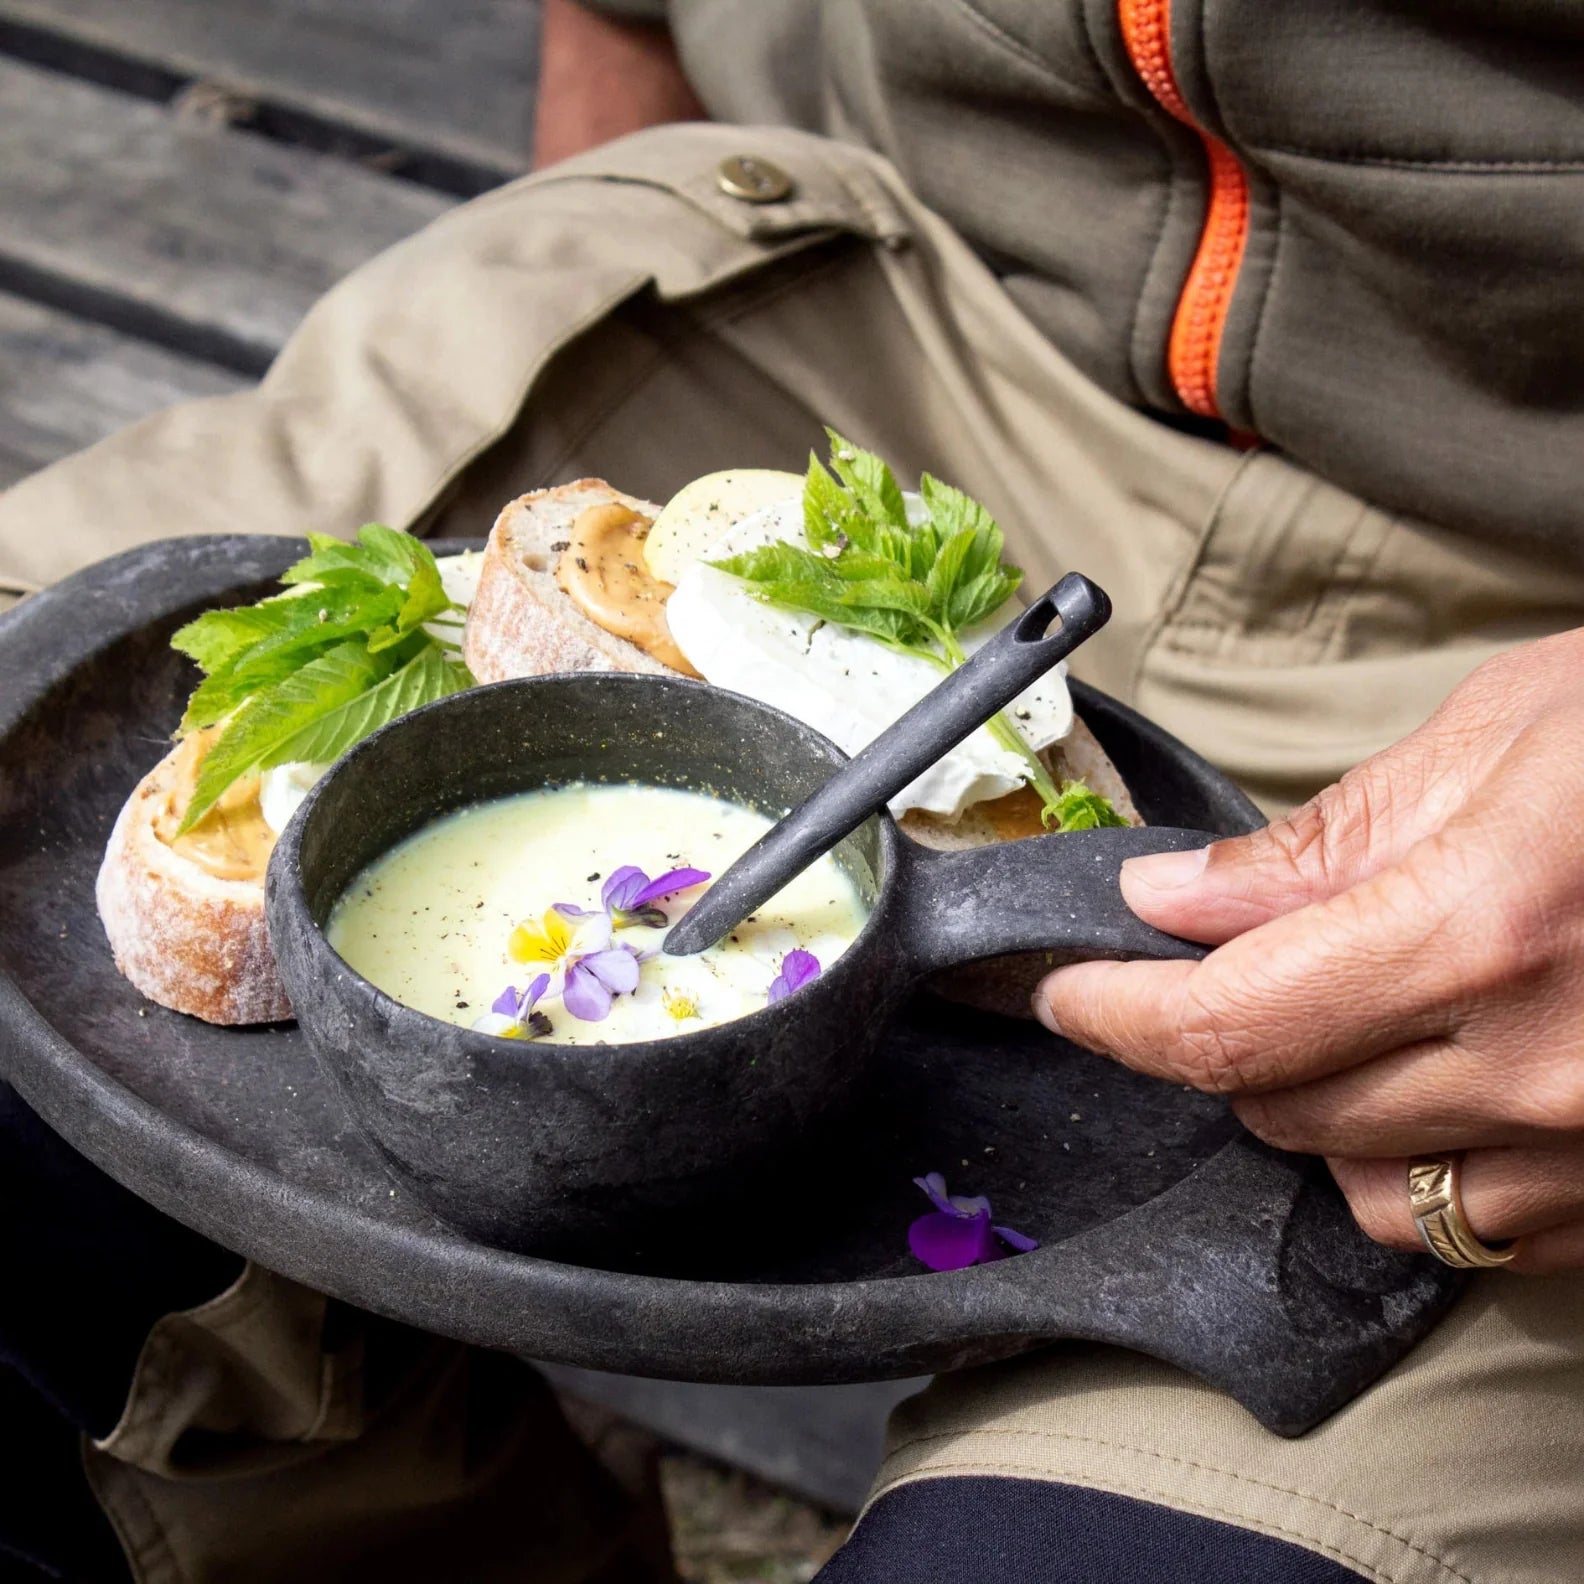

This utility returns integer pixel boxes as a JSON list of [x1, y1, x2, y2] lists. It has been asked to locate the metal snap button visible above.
[[715, 154, 795, 204]]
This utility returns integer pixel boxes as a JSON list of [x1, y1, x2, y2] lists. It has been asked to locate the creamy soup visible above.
[[325, 783, 868, 1045]]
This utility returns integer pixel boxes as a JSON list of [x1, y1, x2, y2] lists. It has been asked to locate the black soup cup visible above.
[[267, 674, 1229, 1259]]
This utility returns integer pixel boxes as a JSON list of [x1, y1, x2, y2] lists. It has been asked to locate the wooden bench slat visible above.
[[0, 0, 538, 180], [0, 290, 246, 491], [0, 56, 454, 373]]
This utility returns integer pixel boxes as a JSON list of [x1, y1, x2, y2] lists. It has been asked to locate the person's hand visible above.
[[534, 0, 708, 169], [1034, 630, 1584, 1273]]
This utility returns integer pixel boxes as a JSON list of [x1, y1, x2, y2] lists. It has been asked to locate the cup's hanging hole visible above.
[[1015, 598, 1063, 642]]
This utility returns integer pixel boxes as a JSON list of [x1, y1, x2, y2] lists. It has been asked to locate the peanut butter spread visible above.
[[151, 728, 275, 883], [980, 785, 1050, 841], [555, 503, 703, 677]]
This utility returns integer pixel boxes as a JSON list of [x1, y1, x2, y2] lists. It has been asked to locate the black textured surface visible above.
[[269, 674, 1225, 1260], [0, 536, 1461, 1434]]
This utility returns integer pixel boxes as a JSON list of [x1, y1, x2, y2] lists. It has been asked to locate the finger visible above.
[[1120, 703, 1505, 945], [1329, 1149, 1584, 1255], [1035, 855, 1481, 1092], [1229, 1037, 1583, 1157], [1508, 1220, 1584, 1275], [1327, 1157, 1422, 1252]]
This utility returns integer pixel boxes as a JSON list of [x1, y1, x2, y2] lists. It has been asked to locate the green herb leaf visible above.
[[1048, 780, 1128, 830], [170, 592, 320, 674], [368, 556, 448, 652], [262, 643, 471, 768], [280, 523, 442, 593], [802, 453, 868, 553], [178, 641, 392, 833], [712, 437, 1079, 816], [178, 585, 405, 733], [824, 429, 909, 530], [172, 526, 476, 825], [721, 438, 1025, 653], [948, 565, 1022, 632]]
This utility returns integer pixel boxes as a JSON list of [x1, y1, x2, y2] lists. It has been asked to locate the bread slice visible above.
[[96, 743, 291, 1026], [464, 480, 669, 684], [467, 481, 1148, 1020]]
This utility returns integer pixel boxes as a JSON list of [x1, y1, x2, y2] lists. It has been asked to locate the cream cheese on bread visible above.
[[665, 497, 1075, 821]]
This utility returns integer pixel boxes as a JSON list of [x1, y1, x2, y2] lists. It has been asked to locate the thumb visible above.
[[1120, 737, 1472, 944]]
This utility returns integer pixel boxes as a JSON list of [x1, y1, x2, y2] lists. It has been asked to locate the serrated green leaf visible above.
[[1049, 780, 1128, 831], [825, 429, 909, 529], [178, 585, 405, 732], [280, 523, 438, 592], [925, 528, 978, 620], [711, 541, 833, 587], [753, 580, 917, 643], [948, 566, 1023, 631], [826, 550, 912, 584], [802, 455, 868, 552], [715, 438, 1028, 682], [178, 641, 390, 833], [832, 576, 931, 618], [920, 473, 999, 548], [368, 557, 447, 652], [171, 599, 309, 673], [356, 523, 432, 582], [262, 643, 471, 769]]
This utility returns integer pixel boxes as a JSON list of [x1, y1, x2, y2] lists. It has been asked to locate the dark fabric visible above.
[[0, 1368, 129, 1583], [0, 1082, 243, 1435], [815, 1476, 1364, 1583], [0, 1082, 243, 1580], [670, 0, 1584, 570]]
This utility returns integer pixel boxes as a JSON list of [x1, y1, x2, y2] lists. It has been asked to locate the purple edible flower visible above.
[[561, 942, 641, 1021], [767, 949, 821, 1004], [556, 864, 711, 929], [907, 1172, 1039, 1271], [507, 911, 642, 1024], [471, 973, 552, 1040]]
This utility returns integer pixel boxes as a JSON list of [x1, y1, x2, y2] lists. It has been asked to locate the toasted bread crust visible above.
[[96, 746, 291, 1026], [464, 480, 668, 684]]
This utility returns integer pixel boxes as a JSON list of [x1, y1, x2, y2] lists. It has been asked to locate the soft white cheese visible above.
[[433, 547, 484, 615], [665, 498, 1073, 820], [259, 550, 485, 836], [259, 760, 328, 834]]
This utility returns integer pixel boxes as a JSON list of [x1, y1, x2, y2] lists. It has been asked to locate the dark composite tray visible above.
[[0, 536, 1458, 1435]]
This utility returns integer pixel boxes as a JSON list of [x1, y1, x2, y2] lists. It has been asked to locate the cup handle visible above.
[[893, 826, 1218, 978]]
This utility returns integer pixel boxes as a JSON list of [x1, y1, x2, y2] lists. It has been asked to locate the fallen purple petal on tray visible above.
[[908, 1171, 1039, 1271]]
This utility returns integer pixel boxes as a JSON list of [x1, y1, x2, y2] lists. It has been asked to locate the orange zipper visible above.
[[1119, 0, 1250, 421]]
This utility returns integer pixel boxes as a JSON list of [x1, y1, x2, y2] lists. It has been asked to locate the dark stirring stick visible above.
[[663, 573, 1112, 956]]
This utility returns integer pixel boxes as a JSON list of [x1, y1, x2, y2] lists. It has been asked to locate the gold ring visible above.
[[1406, 1153, 1516, 1269]]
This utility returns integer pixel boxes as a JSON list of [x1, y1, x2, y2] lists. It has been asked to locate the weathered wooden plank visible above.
[[0, 290, 245, 493], [0, 55, 454, 374], [0, 0, 538, 182]]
